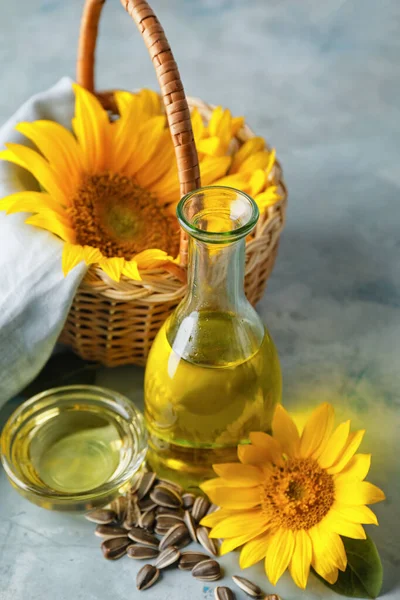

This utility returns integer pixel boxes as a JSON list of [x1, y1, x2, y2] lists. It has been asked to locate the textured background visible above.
[[0, 1, 399, 599]]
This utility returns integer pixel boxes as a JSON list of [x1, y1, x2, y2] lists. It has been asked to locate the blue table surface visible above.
[[0, 1, 399, 599]]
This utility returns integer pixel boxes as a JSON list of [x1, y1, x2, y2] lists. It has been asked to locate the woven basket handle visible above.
[[77, 0, 200, 268]]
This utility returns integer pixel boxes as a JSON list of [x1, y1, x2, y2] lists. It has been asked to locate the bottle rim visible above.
[[177, 186, 259, 243]]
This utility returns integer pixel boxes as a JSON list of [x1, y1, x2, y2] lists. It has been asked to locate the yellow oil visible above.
[[14, 409, 123, 495], [145, 311, 281, 489]]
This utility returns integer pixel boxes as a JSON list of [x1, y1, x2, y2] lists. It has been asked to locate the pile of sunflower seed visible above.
[[85, 470, 281, 600]]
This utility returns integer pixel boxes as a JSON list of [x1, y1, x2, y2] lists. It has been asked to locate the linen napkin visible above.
[[0, 78, 87, 406]]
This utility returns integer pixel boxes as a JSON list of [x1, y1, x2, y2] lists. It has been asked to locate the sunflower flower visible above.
[[0, 84, 281, 281], [200, 403, 385, 590]]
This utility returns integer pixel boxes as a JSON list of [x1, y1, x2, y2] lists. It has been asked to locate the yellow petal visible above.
[[208, 106, 225, 136], [318, 420, 351, 469], [212, 172, 250, 190], [230, 137, 266, 173], [320, 508, 366, 539], [334, 479, 386, 505], [249, 432, 284, 466], [231, 116, 245, 135], [16, 120, 83, 193], [123, 116, 166, 176], [114, 90, 137, 118], [238, 444, 274, 467], [327, 430, 365, 474], [239, 151, 271, 174], [240, 532, 271, 569], [209, 510, 266, 539], [0, 145, 67, 205], [200, 156, 231, 186], [300, 402, 335, 458], [0, 191, 66, 219], [197, 137, 222, 156], [25, 213, 75, 242], [98, 257, 125, 282], [204, 483, 261, 510], [135, 129, 175, 188], [289, 530, 312, 589], [272, 404, 300, 458], [82, 245, 104, 265], [265, 528, 295, 586], [122, 260, 142, 281], [200, 508, 234, 529], [334, 504, 378, 525], [72, 83, 110, 172], [190, 108, 205, 144], [212, 463, 263, 485], [149, 162, 180, 202], [309, 524, 345, 582], [331, 453, 371, 480], [135, 249, 173, 269], [255, 187, 281, 211], [202, 477, 240, 492], [264, 148, 276, 177], [62, 243, 86, 276], [140, 88, 162, 117], [220, 530, 263, 555], [249, 169, 268, 197]]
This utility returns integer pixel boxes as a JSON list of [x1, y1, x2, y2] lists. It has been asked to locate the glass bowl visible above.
[[0, 385, 147, 511]]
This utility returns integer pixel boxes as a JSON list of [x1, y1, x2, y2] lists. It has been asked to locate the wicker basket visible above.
[[59, 0, 288, 367]]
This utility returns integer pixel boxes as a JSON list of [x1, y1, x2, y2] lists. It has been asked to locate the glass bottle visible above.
[[144, 186, 281, 488]]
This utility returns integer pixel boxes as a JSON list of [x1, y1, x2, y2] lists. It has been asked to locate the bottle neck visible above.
[[184, 236, 246, 312]]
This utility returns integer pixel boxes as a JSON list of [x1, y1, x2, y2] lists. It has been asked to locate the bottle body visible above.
[[145, 310, 281, 488], [144, 186, 281, 488]]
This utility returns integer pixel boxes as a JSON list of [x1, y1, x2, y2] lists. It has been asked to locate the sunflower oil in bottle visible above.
[[144, 187, 282, 488]]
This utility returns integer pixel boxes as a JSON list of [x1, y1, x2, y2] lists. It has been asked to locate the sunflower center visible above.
[[68, 172, 179, 260], [261, 457, 335, 530]]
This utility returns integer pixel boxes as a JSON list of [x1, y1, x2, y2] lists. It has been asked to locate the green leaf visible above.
[[314, 533, 383, 598], [21, 351, 99, 398]]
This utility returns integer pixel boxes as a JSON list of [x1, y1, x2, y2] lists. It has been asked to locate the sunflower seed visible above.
[[154, 525, 171, 536], [183, 510, 197, 542], [137, 472, 157, 500], [127, 545, 159, 560], [85, 508, 117, 524], [196, 526, 219, 556], [128, 527, 159, 549], [138, 496, 157, 512], [215, 586, 236, 600], [136, 564, 160, 591], [182, 492, 195, 510], [124, 494, 141, 529], [263, 596, 281, 600], [159, 523, 190, 551], [192, 496, 210, 522], [232, 575, 264, 598], [139, 509, 156, 531], [111, 496, 128, 523], [155, 545, 181, 569], [150, 485, 182, 509], [157, 478, 184, 495], [130, 470, 145, 494], [206, 503, 218, 516], [101, 537, 130, 560], [94, 525, 129, 540], [156, 514, 184, 529], [178, 551, 210, 570], [156, 506, 184, 518], [192, 559, 221, 581]]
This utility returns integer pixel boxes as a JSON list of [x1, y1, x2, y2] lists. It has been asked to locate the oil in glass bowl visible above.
[[1, 385, 147, 511]]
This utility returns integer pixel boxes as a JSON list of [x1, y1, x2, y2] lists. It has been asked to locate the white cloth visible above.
[[0, 78, 86, 405]]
